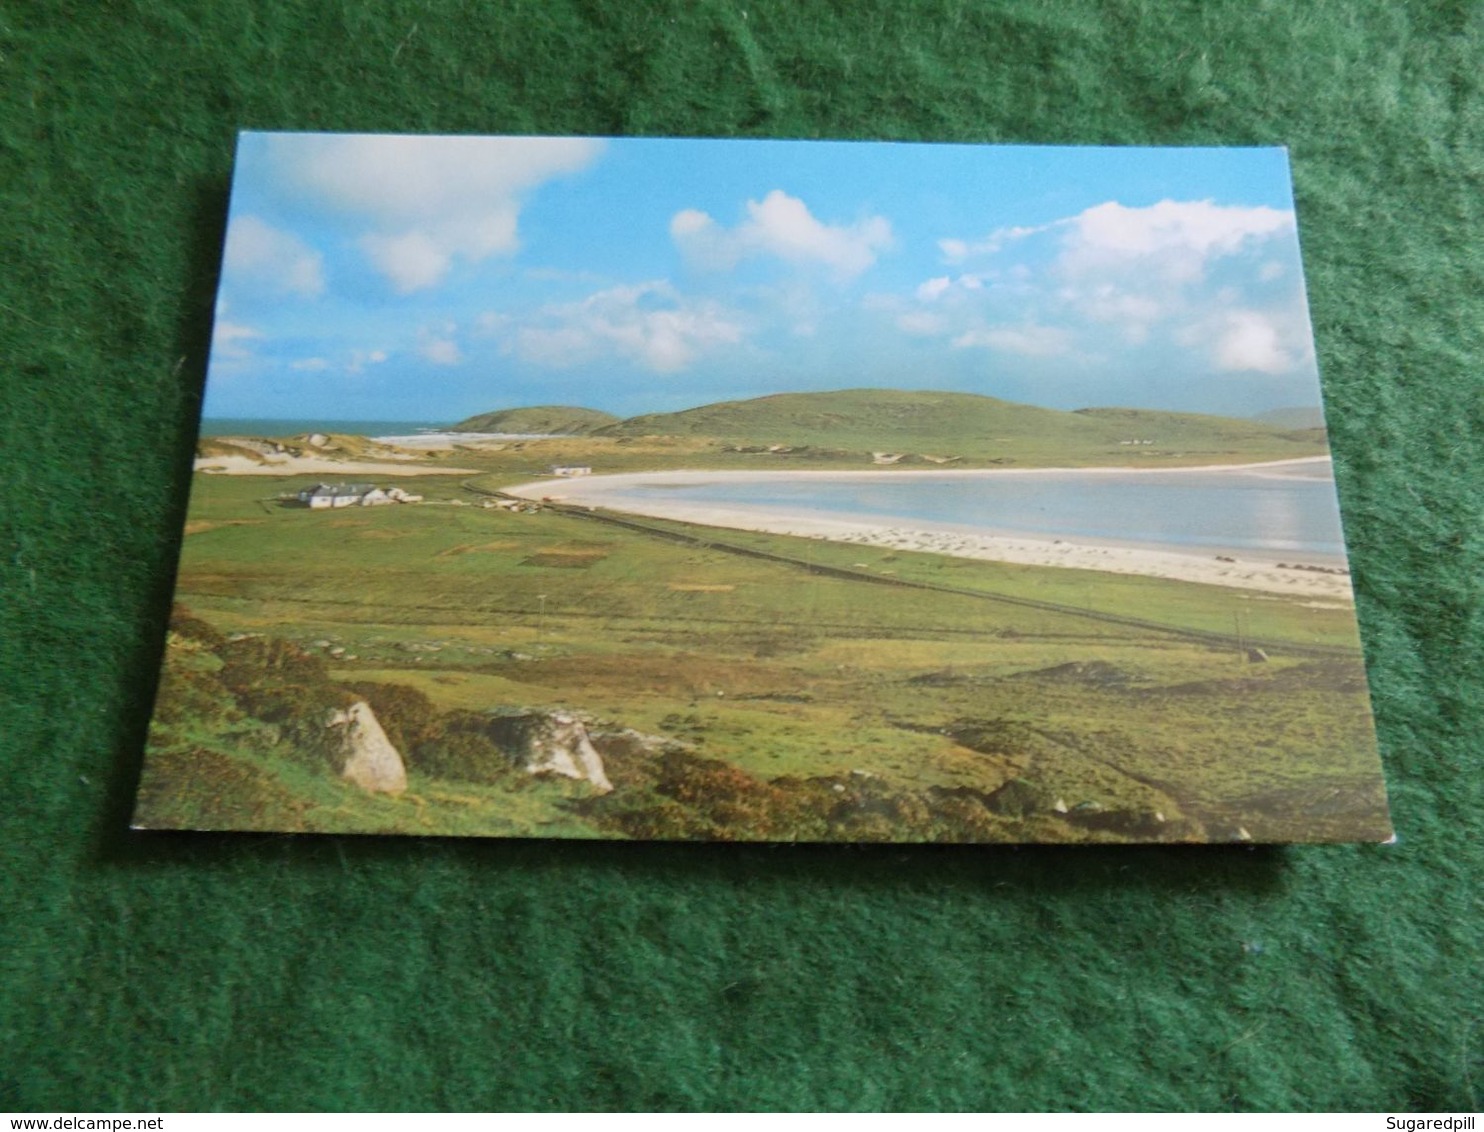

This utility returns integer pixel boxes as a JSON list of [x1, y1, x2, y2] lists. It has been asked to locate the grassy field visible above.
[[134, 461, 1389, 843]]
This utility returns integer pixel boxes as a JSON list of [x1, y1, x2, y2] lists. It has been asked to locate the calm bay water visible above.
[[617, 466, 1349, 559]]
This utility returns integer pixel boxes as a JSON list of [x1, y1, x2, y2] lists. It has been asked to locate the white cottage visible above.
[[298, 483, 375, 509]]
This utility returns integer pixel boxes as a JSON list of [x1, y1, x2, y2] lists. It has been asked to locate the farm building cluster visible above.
[[295, 483, 424, 509]]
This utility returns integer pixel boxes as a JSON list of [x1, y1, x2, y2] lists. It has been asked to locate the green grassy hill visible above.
[[452, 405, 620, 434], [591, 388, 1328, 464], [1253, 406, 1328, 430]]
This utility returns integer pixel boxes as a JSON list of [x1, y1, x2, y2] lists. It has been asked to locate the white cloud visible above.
[[360, 230, 459, 295], [915, 276, 952, 302], [1076, 285, 1166, 344], [421, 337, 463, 366], [930, 201, 1300, 369], [671, 190, 892, 279], [940, 222, 1055, 263], [910, 272, 991, 306], [953, 323, 1073, 357], [222, 216, 324, 297], [941, 199, 1294, 285], [347, 348, 390, 374], [670, 209, 713, 241], [937, 238, 969, 262], [1059, 200, 1295, 284], [509, 281, 743, 373], [270, 133, 603, 292], [1080, 287, 1164, 324], [1210, 310, 1294, 374], [873, 269, 1057, 347], [291, 349, 390, 374], [211, 321, 260, 360]]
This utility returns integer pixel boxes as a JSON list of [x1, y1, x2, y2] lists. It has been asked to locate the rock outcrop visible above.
[[486, 711, 614, 793], [327, 700, 408, 795]]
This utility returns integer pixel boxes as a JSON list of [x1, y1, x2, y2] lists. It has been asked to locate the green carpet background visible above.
[[2, 1, 1481, 1112]]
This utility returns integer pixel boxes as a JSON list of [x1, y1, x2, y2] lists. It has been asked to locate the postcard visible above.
[[134, 132, 1391, 843]]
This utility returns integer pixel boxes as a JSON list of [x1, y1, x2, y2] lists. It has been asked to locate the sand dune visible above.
[[195, 454, 480, 476]]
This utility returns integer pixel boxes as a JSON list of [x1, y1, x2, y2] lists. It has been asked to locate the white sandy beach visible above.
[[369, 431, 555, 449], [513, 455, 1335, 491], [506, 458, 1355, 601]]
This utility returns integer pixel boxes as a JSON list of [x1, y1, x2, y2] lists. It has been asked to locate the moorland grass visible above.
[[142, 462, 1388, 843]]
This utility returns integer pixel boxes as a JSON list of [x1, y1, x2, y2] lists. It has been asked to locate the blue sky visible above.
[[206, 133, 1325, 422]]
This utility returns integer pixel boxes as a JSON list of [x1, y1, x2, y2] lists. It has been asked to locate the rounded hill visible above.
[[598, 388, 1070, 447], [592, 388, 1324, 463], [452, 406, 620, 434]]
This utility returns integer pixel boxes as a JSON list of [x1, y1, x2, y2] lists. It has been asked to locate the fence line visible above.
[[459, 482, 1360, 661]]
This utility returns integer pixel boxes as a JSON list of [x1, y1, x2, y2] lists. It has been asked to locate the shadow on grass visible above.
[[98, 821, 1293, 903]]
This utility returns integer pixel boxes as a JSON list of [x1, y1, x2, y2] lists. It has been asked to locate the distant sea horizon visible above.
[[199, 418, 449, 438]]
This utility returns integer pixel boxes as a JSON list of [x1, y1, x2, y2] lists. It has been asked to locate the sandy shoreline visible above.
[[511, 455, 1335, 493], [507, 458, 1355, 601]]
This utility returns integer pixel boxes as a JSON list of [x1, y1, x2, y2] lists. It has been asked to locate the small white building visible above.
[[550, 465, 592, 477], [299, 483, 375, 509], [296, 482, 424, 509]]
